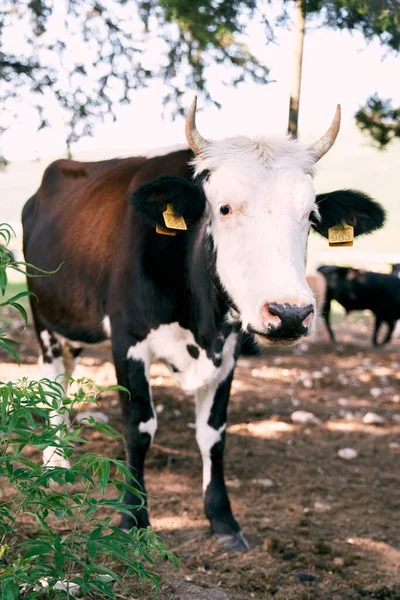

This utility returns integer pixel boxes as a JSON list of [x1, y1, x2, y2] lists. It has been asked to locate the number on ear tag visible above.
[[162, 204, 187, 231], [328, 222, 354, 247]]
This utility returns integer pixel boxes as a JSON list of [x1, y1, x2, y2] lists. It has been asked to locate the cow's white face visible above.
[[193, 137, 317, 346]]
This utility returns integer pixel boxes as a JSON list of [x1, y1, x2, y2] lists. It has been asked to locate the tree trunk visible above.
[[288, 0, 306, 138]]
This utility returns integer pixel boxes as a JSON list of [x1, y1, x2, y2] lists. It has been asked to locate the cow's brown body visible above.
[[23, 150, 193, 341]]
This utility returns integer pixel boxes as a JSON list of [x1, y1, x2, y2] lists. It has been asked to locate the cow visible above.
[[318, 265, 400, 346], [391, 263, 400, 278], [22, 97, 385, 552], [391, 266, 400, 338]]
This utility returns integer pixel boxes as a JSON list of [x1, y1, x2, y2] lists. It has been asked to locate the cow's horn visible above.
[[309, 104, 341, 162], [185, 96, 209, 155]]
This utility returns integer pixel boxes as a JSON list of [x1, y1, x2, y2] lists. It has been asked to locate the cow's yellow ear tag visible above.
[[162, 204, 187, 231], [156, 224, 177, 236], [328, 222, 354, 247]]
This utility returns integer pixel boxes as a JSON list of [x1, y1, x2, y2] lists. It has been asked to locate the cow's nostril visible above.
[[261, 303, 281, 327], [302, 311, 314, 329], [268, 304, 278, 317]]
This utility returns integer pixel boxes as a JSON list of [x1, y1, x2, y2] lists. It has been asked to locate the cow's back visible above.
[[362, 272, 400, 313], [22, 149, 193, 340], [24, 157, 146, 263], [336, 271, 400, 318]]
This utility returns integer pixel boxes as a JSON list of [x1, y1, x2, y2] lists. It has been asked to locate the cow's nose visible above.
[[261, 302, 314, 339]]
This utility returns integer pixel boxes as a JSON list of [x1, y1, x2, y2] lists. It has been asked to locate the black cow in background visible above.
[[391, 264, 400, 278], [318, 266, 400, 346]]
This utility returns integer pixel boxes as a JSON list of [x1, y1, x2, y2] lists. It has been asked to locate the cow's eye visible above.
[[219, 204, 232, 216]]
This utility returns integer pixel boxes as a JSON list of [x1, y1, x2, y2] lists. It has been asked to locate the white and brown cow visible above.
[[22, 97, 385, 551]]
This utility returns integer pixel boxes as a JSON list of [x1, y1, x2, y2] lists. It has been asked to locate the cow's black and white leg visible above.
[[114, 339, 156, 531], [195, 370, 249, 552], [37, 330, 78, 468], [61, 342, 83, 392]]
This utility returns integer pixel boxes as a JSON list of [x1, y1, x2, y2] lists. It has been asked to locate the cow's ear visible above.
[[312, 189, 385, 238], [131, 175, 206, 227]]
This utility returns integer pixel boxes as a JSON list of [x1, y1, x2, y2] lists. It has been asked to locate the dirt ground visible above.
[[1, 312, 400, 600]]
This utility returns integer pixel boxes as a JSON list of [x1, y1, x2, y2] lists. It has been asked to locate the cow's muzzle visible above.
[[249, 302, 314, 345]]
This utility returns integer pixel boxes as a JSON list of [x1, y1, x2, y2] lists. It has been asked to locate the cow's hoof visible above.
[[213, 531, 250, 552]]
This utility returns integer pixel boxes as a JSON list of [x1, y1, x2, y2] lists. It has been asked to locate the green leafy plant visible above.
[[0, 223, 58, 363], [0, 225, 179, 598]]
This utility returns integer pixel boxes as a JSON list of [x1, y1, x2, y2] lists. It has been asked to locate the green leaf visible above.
[[1, 581, 19, 600], [0, 223, 15, 236], [88, 580, 116, 598], [87, 540, 97, 559], [64, 469, 76, 484], [54, 536, 62, 552], [8, 302, 29, 329], [90, 563, 123, 586], [92, 421, 122, 440], [0, 267, 7, 296], [54, 551, 65, 570], [21, 260, 64, 276], [0, 339, 20, 364], [83, 505, 98, 522], [23, 543, 53, 559], [102, 516, 113, 528], [88, 526, 103, 541], [99, 458, 110, 493], [0, 290, 36, 305], [96, 574, 115, 583]]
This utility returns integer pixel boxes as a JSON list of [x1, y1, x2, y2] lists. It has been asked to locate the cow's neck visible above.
[[126, 210, 240, 355], [186, 219, 241, 353]]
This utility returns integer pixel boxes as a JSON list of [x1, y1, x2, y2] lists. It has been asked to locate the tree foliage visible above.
[[355, 94, 400, 148], [0, 0, 399, 159], [0, 0, 271, 158], [284, 0, 399, 140], [305, 0, 400, 51], [307, 1, 400, 148]]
